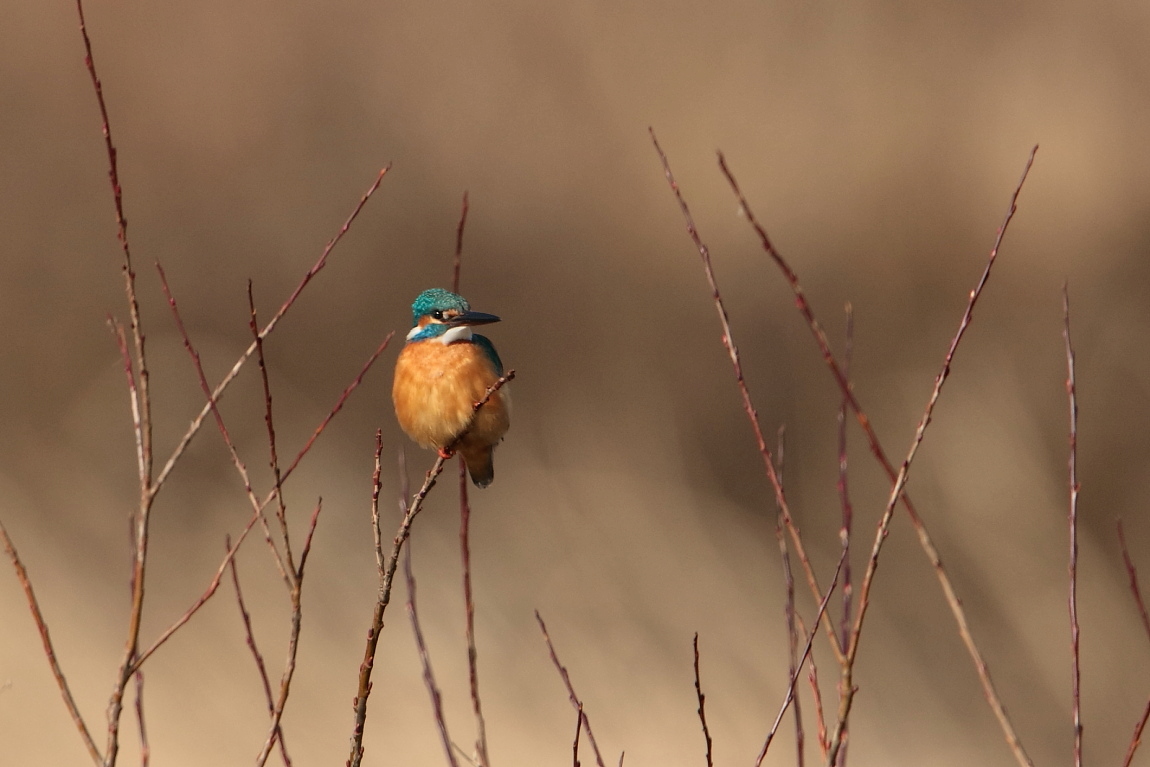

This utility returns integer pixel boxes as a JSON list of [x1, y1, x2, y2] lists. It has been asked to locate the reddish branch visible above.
[[823, 147, 1038, 767], [1117, 520, 1150, 645], [0, 519, 101, 763], [227, 538, 293, 766], [1063, 285, 1082, 767], [712, 144, 1038, 767], [154, 165, 391, 493], [772, 428, 805, 767], [692, 634, 714, 767], [459, 465, 491, 767], [536, 612, 608, 767], [754, 551, 847, 767], [450, 187, 490, 767], [405, 549, 462, 767], [348, 374, 514, 767], [649, 128, 844, 666]]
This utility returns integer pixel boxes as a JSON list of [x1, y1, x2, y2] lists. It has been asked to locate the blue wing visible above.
[[472, 334, 504, 377]]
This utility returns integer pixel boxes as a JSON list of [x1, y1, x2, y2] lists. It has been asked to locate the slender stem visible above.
[[406, 548, 462, 767], [152, 166, 391, 495], [1063, 284, 1083, 767], [227, 537, 292, 766], [0, 518, 102, 764], [754, 551, 847, 767], [536, 612, 607, 767], [692, 634, 714, 767], [825, 147, 1038, 767], [716, 147, 1038, 767], [460, 462, 491, 767], [1117, 519, 1150, 645], [348, 374, 514, 766], [650, 128, 844, 664]]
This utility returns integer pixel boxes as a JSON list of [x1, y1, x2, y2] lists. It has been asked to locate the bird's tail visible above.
[[460, 444, 495, 488]]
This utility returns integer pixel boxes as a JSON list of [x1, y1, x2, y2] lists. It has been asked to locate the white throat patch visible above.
[[438, 325, 473, 345]]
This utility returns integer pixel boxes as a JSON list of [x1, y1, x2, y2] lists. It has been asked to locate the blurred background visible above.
[[3, 1, 1150, 764]]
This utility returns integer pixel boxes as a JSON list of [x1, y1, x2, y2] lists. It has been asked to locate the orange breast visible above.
[[392, 340, 510, 450]]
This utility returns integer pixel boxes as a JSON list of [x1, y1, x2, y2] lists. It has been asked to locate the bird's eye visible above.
[[431, 310, 445, 321]]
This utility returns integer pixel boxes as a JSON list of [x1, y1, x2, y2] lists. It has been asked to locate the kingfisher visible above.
[[392, 288, 510, 488]]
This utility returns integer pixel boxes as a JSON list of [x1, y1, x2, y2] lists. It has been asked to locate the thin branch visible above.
[[837, 305, 854, 655], [0, 518, 101, 764], [406, 548, 462, 767], [77, 0, 157, 757], [773, 427, 804, 767], [281, 331, 396, 482], [1063, 284, 1082, 767], [793, 613, 829, 760], [460, 463, 491, 767], [717, 147, 1038, 767], [825, 147, 1039, 767], [255, 500, 322, 767], [128, 509, 263, 674], [132, 672, 148, 767], [227, 538, 292, 767], [348, 434, 388, 767], [249, 282, 296, 578], [1122, 695, 1150, 767], [535, 612, 608, 767], [77, 0, 151, 491], [153, 165, 391, 495], [453, 191, 469, 295], [692, 634, 714, 767], [649, 127, 843, 664], [754, 551, 848, 767], [1117, 519, 1150, 646], [348, 372, 514, 767], [156, 261, 289, 584], [573, 703, 584, 767]]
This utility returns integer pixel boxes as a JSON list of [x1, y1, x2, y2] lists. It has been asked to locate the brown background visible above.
[[3, 1, 1150, 765]]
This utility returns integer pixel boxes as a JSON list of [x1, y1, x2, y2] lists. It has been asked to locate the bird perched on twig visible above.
[[392, 288, 510, 487]]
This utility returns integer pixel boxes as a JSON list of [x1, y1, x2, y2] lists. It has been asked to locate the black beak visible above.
[[447, 310, 501, 327]]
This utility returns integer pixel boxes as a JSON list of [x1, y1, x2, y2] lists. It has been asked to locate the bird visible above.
[[392, 288, 510, 487]]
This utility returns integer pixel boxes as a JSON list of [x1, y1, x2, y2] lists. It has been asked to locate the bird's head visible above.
[[406, 288, 500, 344]]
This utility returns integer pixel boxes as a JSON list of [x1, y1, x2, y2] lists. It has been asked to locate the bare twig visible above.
[[692, 634, 714, 767], [1063, 284, 1082, 767], [1117, 520, 1150, 646], [76, 1, 158, 758], [281, 331, 396, 483], [717, 147, 1038, 767], [837, 305, 854, 655], [453, 191, 469, 294], [535, 612, 608, 767], [573, 703, 584, 767], [772, 427, 804, 767], [227, 538, 292, 767], [649, 128, 843, 664], [250, 282, 296, 577], [156, 261, 289, 584], [132, 672, 148, 767], [153, 165, 391, 495], [349, 374, 514, 767], [754, 551, 847, 767], [1122, 696, 1150, 767], [128, 511, 263, 674], [460, 464, 491, 767], [825, 147, 1039, 767], [794, 613, 829, 760], [406, 548, 462, 767], [0, 518, 101, 764], [256, 501, 323, 766], [450, 188, 489, 767]]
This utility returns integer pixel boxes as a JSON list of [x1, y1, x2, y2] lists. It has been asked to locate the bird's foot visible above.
[[438, 447, 455, 459]]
